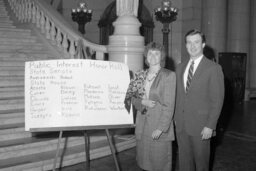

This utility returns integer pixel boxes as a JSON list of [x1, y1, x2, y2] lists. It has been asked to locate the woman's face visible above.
[[147, 49, 161, 66]]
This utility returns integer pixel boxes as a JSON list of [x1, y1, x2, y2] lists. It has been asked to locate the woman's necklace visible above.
[[147, 74, 157, 82], [146, 69, 160, 82]]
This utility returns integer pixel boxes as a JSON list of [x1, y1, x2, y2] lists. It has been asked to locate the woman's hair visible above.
[[184, 29, 206, 44], [144, 42, 166, 67]]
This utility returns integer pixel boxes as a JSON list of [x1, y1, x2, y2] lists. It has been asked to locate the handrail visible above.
[[7, 0, 107, 59]]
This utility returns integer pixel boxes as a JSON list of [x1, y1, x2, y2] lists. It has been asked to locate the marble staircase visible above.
[[0, 0, 135, 170]]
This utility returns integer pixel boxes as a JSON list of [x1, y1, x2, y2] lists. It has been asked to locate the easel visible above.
[[31, 124, 135, 171]]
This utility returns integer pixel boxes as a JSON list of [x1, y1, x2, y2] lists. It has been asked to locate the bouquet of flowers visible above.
[[125, 70, 147, 112], [126, 70, 146, 99]]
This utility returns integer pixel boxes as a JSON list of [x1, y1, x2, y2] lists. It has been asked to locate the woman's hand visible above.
[[142, 99, 156, 108], [152, 129, 163, 140]]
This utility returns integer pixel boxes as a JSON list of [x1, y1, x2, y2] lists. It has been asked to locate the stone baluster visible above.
[[56, 28, 62, 49], [45, 16, 51, 39], [8, 0, 14, 12], [23, 0, 28, 22], [16, 0, 20, 19], [17, 2, 22, 21], [27, 0, 32, 22], [31, 3, 36, 24], [10, 0, 16, 17], [40, 11, 45, 33], [69, 39, 76, 58], [36, 8, 41, 28], [96, 52, 104, 60], [62, 34, 68, 54], [17, 0, 22, 21], [20, 0, 25, 22], [50, 22, 57, 45]]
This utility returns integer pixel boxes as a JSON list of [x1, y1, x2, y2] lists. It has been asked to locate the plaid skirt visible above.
[[136, 136, 172, 171]]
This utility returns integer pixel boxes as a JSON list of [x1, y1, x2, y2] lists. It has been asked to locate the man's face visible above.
[[185, 34, 205, 59]]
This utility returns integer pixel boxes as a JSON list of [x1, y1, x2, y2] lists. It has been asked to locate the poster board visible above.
[[25, 59, 133, 131]]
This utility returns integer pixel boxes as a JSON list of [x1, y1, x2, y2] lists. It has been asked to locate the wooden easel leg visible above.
[[84, 131, 90, 170], [52, 131, 63, 171], [105, 129, 121, 171]]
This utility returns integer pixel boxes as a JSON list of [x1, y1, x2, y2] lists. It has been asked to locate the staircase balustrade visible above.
[[7, 0, 107, 60]]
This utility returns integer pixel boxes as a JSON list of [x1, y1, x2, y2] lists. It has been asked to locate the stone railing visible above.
[[7, 0, 107, 60]]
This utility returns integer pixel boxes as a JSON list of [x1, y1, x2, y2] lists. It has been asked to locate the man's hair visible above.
[[144, 42, 166, 67], [185, 29, 206, 43]]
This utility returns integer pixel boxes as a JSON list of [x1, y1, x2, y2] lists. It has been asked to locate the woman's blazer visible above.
[[132, 68, 176, 141]]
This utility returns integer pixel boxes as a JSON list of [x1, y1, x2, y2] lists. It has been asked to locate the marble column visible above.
[[226, 0, 250, 89], [249, 0, 256, 88], [201, 0, 227, 62], [108, 0, 144, 72]]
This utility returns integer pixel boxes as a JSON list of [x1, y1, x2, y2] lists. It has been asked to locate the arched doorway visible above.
[[98, 1, 154, 45]]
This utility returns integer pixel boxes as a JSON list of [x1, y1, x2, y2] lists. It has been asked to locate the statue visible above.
[[116, 0, 139, 17]]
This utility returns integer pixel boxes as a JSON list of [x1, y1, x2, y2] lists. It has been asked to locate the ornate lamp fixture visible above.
[[154, 0, 178, 57], [71, 2, 92, 34]]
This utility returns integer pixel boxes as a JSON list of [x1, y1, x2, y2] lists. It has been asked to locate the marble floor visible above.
[[55, 100, 256, 171]]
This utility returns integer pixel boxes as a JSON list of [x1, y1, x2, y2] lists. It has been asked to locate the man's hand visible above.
[[152, 129, 163, 140], [201, 127, 213, 140], [142, 99, 156, 108]]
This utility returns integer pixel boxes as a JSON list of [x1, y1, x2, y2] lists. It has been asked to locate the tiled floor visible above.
[[56, 100, 256, 171]]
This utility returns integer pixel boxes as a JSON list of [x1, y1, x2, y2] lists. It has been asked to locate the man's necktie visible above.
[[186, 61, 194, 92]]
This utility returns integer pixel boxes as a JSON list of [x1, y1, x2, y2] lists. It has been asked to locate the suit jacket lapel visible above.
[[189, 57, 207, 89]]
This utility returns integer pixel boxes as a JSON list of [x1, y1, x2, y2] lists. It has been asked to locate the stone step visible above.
[[0, 27, 31, 34], [0, 37, 37, 44], [0, 16, 11, 20], [0, 98, 24, 111], [0, 86, 24, 92], [0, 52, 48, 60], [0, 127, 30, 142], [0, 49, 50, 55], [0, 14, 11, 17], [0, 111, 23, 119], [0, 109, 23, 115], [0, 18, 12, 23], [0, 22, 13, 26], [0, 116, 24, 136], [0, 108, 24, 113], [0, 33, 35, 39], [0, 78, 24, 86], [0, 25, 15, 29], [0, 75, 24, 80], [0, 12, 8, 16], [0, 61, 25, 67], [0, 66, 24, 72], [0, 69, 24, 76], [0, 122, 24, 130], [0, 44, 44, 50], [0, 90, 24, 99], [0, 127, 24, 135]]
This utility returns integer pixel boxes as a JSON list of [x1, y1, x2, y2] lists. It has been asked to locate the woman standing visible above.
[[126, 42, 176, 171]]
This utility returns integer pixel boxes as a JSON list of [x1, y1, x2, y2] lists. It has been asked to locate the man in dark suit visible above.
[[174, 29, 225, 171]]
